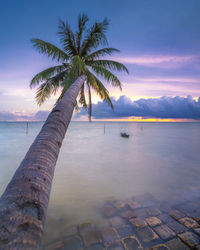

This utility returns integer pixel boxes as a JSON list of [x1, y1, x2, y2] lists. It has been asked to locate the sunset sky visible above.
[[0, 0, 200, 121]]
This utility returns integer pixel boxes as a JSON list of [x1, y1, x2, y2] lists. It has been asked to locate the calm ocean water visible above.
[[0, 121, 200, 243]]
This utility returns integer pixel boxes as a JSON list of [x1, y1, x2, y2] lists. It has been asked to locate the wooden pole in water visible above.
[[26, 122, 29, 135]]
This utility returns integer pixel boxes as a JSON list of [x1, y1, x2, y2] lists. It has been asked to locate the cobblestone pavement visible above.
[[42, 193, 200, 249]]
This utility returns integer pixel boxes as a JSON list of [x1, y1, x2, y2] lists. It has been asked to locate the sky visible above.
[[0, 0, 200, 121]]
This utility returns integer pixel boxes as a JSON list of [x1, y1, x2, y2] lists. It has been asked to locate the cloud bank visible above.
[[0, 111, 50, 122], [78, 96, 200, 120], [1, 96, 200, 121]]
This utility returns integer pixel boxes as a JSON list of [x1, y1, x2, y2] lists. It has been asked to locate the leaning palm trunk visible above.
[[0, 75, 86, 250]]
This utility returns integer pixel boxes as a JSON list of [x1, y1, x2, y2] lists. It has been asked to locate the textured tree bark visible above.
[[0, 75, 86, 250]]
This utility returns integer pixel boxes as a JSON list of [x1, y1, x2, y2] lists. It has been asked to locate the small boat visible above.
[[120, 132, 130, 138]]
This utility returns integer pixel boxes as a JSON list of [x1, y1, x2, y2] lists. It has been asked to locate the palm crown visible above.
[[31, 14, 128, 120]]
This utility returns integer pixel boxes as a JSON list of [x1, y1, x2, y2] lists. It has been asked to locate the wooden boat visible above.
[[120, 132, 130, 138]]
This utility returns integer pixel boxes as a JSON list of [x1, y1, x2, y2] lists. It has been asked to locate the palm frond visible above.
[[85, 48, 119, 61], [30, 65, 65, 88], [35, 80, 59, 106], [87, 84, 92, 121], [80, 18, 109, 56], [79, 84, 87, 108], [88, 59, 129, 73], [86, 69, 113, 109], [55, 58, 86, 104], [58, 20, 77, 56], [31, 39, 69, 62], [76, 13, 89, 53], [90, 65, 122, 90]]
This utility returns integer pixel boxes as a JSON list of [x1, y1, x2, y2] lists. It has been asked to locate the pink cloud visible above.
[[111, 54, 198, 69]]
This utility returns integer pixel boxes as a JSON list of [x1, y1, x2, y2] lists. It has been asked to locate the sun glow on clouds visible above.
[[93, 117, 198, 123], [111, 54, 197, 69]]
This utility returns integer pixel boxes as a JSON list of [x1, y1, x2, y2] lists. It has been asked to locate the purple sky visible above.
[[0, 0, 200, 120]]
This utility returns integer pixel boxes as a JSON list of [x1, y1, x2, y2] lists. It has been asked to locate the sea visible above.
[[0, 121, 200, 245]]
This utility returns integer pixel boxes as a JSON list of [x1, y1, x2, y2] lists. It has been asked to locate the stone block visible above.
[[146, 217, 162, 227], [63, 236, 83, 250], [179, 217, 199, 228], [102, 204, 117, 217], [158, 214, 175, 224], [128, 200, 142, 210], [64, 224, 77, 237], [137, 226, 159, 243], [102, 227, 119, 244], [45, 240, 64, 250], [147, 207, 161, 217], [106, 241, 124, 250], [119, 210, 136, 219], [98, 219, 111, 230], [178, 232, 200, 248], [132, 208, 149, 219], [79, 222, 95, 236], [116, 225, 134, 238], [85, 244, 105, 250], [121, 235, 143, 250], [109, 216, 126, 228], [149, 244, 169, 250], [130, 217, 147, 228], [81, 229, 102, 247], [165, 238, 189, 250], [169, 210, 185, 220], [113, 200, 129, 211], [193, 227, 200, 236], [167, 220, 187, 234], [154, 225, 175, 240]]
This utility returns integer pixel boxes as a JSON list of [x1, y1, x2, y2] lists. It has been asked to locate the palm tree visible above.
[[0, 14, 128, 249], [30, 14, 128, 120]]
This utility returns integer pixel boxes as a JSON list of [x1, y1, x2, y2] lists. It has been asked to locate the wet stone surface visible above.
[[149, 244, 169, 250], [154, 225, 176, 240], [119, 210, 136, 219], [42, 193, 200, 250], [101, 227, 119, 244], [165, 238, 190, 250], [130, 217, 147, 228], [169, 210, 185, 220], [106, 241, 124, 250], [166, 220, 187, 234], [179, 217, 199, 228], [109, 216, 126, 228], [146, 217, 162, 227], [178, 231, 200, 248], [121, 236, 143, 250], [137, 226, 159, 243], [63, 236, 83, 250], [116, 225, 134, 238]]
